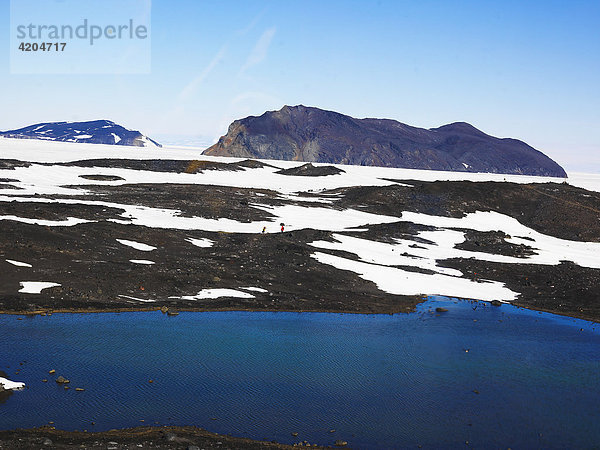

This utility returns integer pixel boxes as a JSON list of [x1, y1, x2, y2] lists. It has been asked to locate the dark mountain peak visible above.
[[432, 121, 487, 136], [204, 105, 566, 177], [0, 120, 161, 148]]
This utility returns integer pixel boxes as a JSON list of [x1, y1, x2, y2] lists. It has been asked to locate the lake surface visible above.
[[1, 298, 599, 448]]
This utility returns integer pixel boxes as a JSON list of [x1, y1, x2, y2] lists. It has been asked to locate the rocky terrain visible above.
[[0, 426, 310, 449], [0, 120, 161, 147], [1, 141, 599, 449], [0, 152, 598, 321], [204, 105, 567, 177]]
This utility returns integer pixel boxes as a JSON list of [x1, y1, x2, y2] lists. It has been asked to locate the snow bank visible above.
[[398, 210, 600, 269], [312, 251, 518, 302], [186, 237, 214, 248], [19, 281, 61, 294], [240, 287, 268, 293], [0, 215, 91, 227], [118, 294, 156, 303], [6, 259, 32, 268], [0, 377, 25, 390], [179, 288, 255, 300], [116, 239, 157, 251]]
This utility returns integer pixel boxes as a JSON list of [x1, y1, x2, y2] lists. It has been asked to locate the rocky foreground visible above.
[[0, 426, 323, 449], [0, 156, 599, 321]]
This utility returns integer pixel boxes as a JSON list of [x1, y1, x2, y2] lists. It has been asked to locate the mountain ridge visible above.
[[0, 120, 161, 148], [204, 105, 566, 177]]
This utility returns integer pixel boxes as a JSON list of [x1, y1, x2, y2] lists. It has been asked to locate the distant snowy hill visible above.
[[0, 120, 161, 148]]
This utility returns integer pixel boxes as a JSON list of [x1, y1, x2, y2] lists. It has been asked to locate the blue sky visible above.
[[1, 0, 599, 171]]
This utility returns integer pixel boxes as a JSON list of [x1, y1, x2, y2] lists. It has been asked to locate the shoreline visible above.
[[0, 425, 319, 449], [0, 296, 598, 324]]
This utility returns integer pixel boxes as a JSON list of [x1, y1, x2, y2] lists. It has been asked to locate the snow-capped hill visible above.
[[0, 120, 161, 148]]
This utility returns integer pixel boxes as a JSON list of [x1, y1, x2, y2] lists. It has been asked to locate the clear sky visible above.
[[1, 0, 599, 171]]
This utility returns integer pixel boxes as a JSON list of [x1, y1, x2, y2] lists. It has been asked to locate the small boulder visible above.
[[164, 432, 177, 442], [435, 307, 448, 313], [491, 300, 502, 307], [55, 376, 69, 384], [335, 440, 348, 447]]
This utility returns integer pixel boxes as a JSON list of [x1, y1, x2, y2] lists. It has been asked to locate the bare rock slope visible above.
[[204, 105, 566, 177]]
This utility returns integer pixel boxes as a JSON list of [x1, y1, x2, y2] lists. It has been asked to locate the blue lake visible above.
[[1, 298, 599, 448]]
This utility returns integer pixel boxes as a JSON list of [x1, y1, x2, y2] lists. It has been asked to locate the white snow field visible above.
[[1, 137, 599, 304]]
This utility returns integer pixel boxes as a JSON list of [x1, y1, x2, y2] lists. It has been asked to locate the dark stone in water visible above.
[[55, 376, 69, 384], [435, 307, 449, 312], [335, 439, 348, 447], [491, 300, 502, 307]]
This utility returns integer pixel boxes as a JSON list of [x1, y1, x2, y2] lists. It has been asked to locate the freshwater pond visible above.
[[1, 297, 599, 448]]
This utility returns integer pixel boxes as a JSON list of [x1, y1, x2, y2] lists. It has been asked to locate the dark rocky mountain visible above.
[[204, 105, 566, 177], [0, 120, 161, 147]]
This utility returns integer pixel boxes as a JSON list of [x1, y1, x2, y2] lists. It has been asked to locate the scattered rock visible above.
[[75, 387, 85, 391], [160, 306, 169, 313], [49, 369, 55, 374], [55, 376, 69, 384], [164, 432, 177, 441], [335, 439, 348, 447], [276, 163, 345, 177], [435, 307, 448, 312], [491, 300, 502, 307], [167, 310, 179, 316], [79, 174, 125, 181]]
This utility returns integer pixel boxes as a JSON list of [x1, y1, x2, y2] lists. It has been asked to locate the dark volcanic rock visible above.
[[0, 159, 31, 170], [78, 174, 125, 181], [203, 105, 566, 177], [0, 120, 161, 147], [276, 163, 344, 177], [0, 426, 296, 449]]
